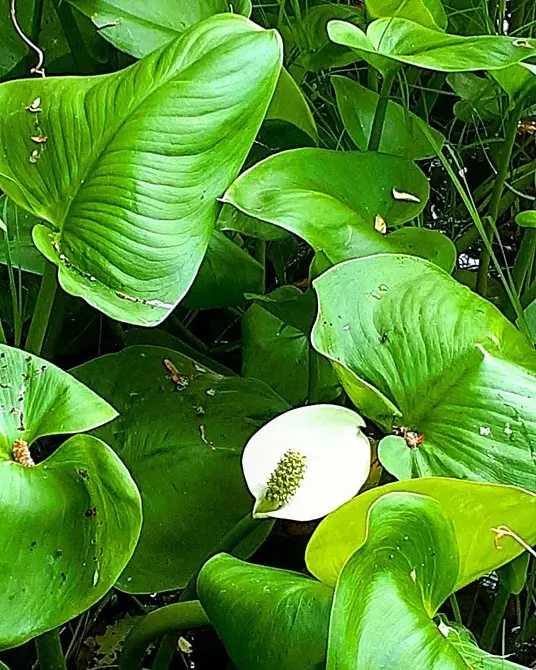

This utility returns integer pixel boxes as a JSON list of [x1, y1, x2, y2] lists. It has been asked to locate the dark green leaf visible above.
[[183, 231, 263, 309], [243, 287, 340, 405], [333, 75, 444, 159], [73, 345, 289, 593]]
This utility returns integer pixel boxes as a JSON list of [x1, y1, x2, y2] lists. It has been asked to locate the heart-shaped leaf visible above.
[[447, 73, 505, 122], [0, 15, 282, 325], [328, 18, 536, 72], [0, 344, 140, 649], [365, 0, 447, 30], [197, 553, 332, 670], [307, 478, 536, 591], [224, 149, 458, 271], [312, 254, 536, 490], [67, 0, 252, 57], [0, 343, 117, 458], [332, 75, 444, 159], [72, 345, 289, 593], [327, 492, 526, 669], [1, 433, 142, 650]]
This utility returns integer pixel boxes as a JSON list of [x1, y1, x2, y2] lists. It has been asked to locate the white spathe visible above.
[[242, 404, 371, 521]]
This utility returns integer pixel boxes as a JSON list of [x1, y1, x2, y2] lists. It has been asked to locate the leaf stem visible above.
[[513, 228, 536, 296], [449, 594, 463, 625], [141, 514, 271, 670], [476, 103, 523, 296], [368, 71, 397, 152], [118, 601, 209, 670], [25, 261, 58, 356], [180, 514, 271, 602], [35, 629, 66, 670], [480, 584, 510, 652]]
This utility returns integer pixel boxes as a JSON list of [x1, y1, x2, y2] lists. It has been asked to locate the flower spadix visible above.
[[242, 404, 371, 521]]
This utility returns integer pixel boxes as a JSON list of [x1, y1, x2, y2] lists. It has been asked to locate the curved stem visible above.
[[368, 70, 397, 152], [119, 601, 209, 670], [180, 514, 271, 602], [35, 629, 66, 670], [476, 103, 524, 296], [152, 633, 177, 670], [25, 261, 57, 356]]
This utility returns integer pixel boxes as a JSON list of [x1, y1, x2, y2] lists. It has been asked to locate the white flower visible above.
[[242, 404, 371, 521]]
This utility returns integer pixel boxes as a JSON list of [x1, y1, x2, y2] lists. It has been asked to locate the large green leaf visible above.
[[1, 433, 142, 649], [365, 0, 447, 30], [307, 478, 536, 591], [312, 254, 536, 490], [0, 344, 140, 649], [328, 18, 536, 72], [242, 287, 340, 405], [225, 149, 457, 270], [0, 15, 282, 325], [333, 75, 444, 159], [73, 345, 289, 593], [183, 231, 263, 309], [197, 553, 332, 670], [68, 0, 252, 57], [327, 492, 527, 669]]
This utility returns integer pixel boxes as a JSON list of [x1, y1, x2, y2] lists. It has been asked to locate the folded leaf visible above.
[[306, 478, 536, 591], [0, 15, 282, 325], [198, 553, 332, 670], [329, 18, 536, 72], [327, 492, 528, 669]]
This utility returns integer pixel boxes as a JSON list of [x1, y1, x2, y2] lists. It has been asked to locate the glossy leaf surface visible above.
[[0, 345, 140, 649], [327, 492, 526, 669], [0, 15, 282, 325], [312, 255, 536, 490], [329, 18, 536, 72], [307, 477, 536, 590], [198, 553, 332, 670], [73, 345, 289, 593], [0, 434, 141, 649]]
